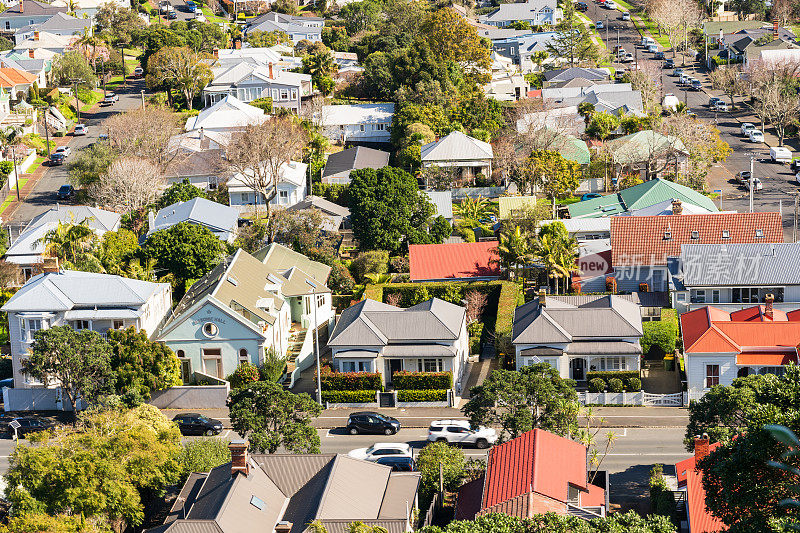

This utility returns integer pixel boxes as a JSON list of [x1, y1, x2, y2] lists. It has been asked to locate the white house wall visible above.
[[685, 353, 737, 395]]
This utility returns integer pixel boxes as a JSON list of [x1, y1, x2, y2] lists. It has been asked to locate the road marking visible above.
[[586, 415, 687, 418], [218, 430, 230, 439], [325, 429, 335, 438]]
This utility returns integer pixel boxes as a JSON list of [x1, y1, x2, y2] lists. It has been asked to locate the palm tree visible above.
[[533, 222, 579, 294], [38, 218, 97, 265], [454, 195, 497, 235], [496, 225, 531, 280], [578, 102, 595, 125]]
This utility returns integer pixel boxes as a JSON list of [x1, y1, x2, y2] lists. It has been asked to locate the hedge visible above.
[[641, 314, 678, 356], [393, 371, 452, 390], [321, 390, 375, 403], [397, 389, 448, 402], [320, 370, 382, 391], [495, 281, 522, 353], [608, 378, 624, 393], [586, 371, 642, 391], [586, 370, 640, 383], [589, 378, 605, 393]]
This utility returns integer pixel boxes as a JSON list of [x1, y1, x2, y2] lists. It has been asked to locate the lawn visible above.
[[0, 178, 28, 216], [201, 6, 229, 23], [24, 156, 46, 175]]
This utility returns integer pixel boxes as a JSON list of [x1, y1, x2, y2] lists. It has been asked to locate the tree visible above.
[[179, 439, 231, 479], [146, 46, 214, 110], [158, 179, 207, 209], [106, 326, 182, 401], [99, 229, 140, 275], [68, 140, 114, 188], [23, 326, 112, 414], [349, 167, 446, 253], [142, 221, 225, 292], [339, 0, 381, 34], [302, 50, 338, 96], [533, 222, 579, 295], [524, 150, 582, 201], [585, 111, 620, 140], [228, 380, 322, 454], [416, 441, 466, 496], [547, 0, 598, 67], [226, 118, 307, 218], [246, 29, 288, 47], [269, 207, 337, 256], [420, 8, 491, 84], [463, 363, 581, 441], [95, 3, 144, 44], [38, 218, 97, 265], [628, 61, 661, 114], [93, 157, 165, 212], [709, 65, 745, 109], [50, 51, 98, 86], [0, 514, 107, 533], [495, 225, 531, 280], [105, 106, 183, 169]]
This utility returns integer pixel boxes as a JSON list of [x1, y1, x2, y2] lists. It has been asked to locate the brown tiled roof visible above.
[[0, 68, 37, 88], [610, 213, 783, 266]]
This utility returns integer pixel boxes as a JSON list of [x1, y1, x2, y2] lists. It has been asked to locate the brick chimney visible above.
[[268, 62, 274, 79], [28, 48, 34, 58], [212, 47, 219, 59], [765, 293, 775, 319], [671, 199, 683, 215], [42, 257, 59, 273], [33, 30, 39, 41], [538, 289, 546, 307], [275, 522, 293, 533], [773, 19, 779, 39], [229, 439, 249, 477], [694, 433, 710, 462]]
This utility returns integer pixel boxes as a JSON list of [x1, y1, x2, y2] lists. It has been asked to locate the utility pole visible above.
[[11, 146, 19, 201], [140, 89, 145, 110], [793, 192, 799, 242], [749, 155, 755, 213], [616, 27, 620, 48], [71, 78, 83, 123], [605, 17, 609, 45]]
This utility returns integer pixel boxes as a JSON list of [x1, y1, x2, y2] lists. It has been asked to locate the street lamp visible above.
[[306, 279, 322, 405], [140, 89, 145, 110]]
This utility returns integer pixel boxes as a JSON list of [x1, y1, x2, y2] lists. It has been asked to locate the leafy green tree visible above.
[[146, 46, 214, 110], [38, 219, 98, 266], [578, 102, 595, 124], [51, 51, 98, 87], [420, 8, 491, 85], [303, 51, 337, 95], [416, 441, 466, 496], [349, 167, 447, 253], [157, 179, 207, 209], [142, 221, 225, 293], [546, 0, 599, 67], [339, 0, 382, 34], [533, 222, 579, 295], [272, 0, 298, 14], [585, 111, 621, 140], [258, 347, 286, 382], [496, 225, 531, 280], [169, 20, 229, 53], [95, 3, 144, 44], [23, 326, 113, 413], [322, 26, 350, 51], [179, 439, 231, 479], [106, 326, 182, 400], [99, 228, 140, 274], [0, 513, 107, 533], [68, 140, 114, 189], [0, 36, 13, 52], [246, 29, 288, 47], [228, 380, 322, 454], [640, 318, 678, 357], [524, 150, 582, 201], [227, 361, 260, 389], [463, 363, 581, 441]]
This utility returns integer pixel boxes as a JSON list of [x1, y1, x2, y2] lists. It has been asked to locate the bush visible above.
[[321, 390, 375, 403], [351, 250, 389, 283], [392, 371, 452, 390], [312, 182, 350, 206], [608, 378, 624, 393], [397, 389, 448, 402], [389, 256, 409, 273], [259, 347, 286, 382], [227, 362, 260, 389], [650, 464, 677, 519], [328, 261, 355, 294], [570, 281, 581, 294], [587, 370, 640, 384], [641, 318, 678, 357], [627, 377, 642, 391], [589, 377, 606, 393], [605, 276, 618, 294], [320, 369, 382, 391], [468, 322, 483, 338], [180, 439, 231, 478], [0, 161, 13, 176], [639, 282, 650, 292], [495, 281, 523, 354], [249, 97, 273, 113]]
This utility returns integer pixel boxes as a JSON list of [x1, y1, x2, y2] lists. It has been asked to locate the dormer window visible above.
[[722, 230, 730, 239], [755, 229, 764, 238], [690, 230, 699, 240], [664, 231, 672, 240]]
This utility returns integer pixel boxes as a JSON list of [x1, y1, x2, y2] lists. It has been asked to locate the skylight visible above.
[[250, 495, 265, 511]]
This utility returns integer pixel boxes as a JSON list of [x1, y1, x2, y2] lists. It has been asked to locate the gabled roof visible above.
[[674, 445, 726, 533], [185, 94, 266, 131], [409, 241, 501, 282], [479, 0, 557, 23], [676, 242, 800, 287], [0, 67, 38, 88], [543, 67, 608, 83], [226, 160, 307, 189], [327, 298, 466, 347], [703, 20, 765, 35], [286, 195, 351, 218], [148, 198, 238, 238], [20, 11, 89, 32], [611, 212, 783, 266], [421, 131, 494, 162], [321, 103, 394, 126], [0, 0, 66, 17], [499, 196, 538, 219], [322, 146, 390, 180], [423, 190, 454, 219], [253, 242, 331, 284], [606, 130, 687, 166], [2, 270, 167, 313]]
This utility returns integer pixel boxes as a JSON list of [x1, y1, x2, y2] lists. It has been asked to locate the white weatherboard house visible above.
[[184, 94, 266, 133], [327, 298, 469, 390], [1, 271, 172, 388], [321, 103, 394, 144], [512, 294, 643, 381], [147, 198, 239, 244], [421, 131, 494, 181], [227, 161, 308, 214], [479, 0, 561, 27], [158, 246, 332, 385]]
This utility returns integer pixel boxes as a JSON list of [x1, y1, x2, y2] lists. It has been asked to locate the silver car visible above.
[[427, 420, 498, 449]]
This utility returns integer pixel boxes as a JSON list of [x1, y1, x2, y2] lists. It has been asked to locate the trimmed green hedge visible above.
[[320, 370, 383, 391], [397, 389, 448, 402], [393, 371, 452, 390], [495, 281, 522, 353], [587, 370, 639, 383], [586, 371, 642, 391], [321, 390, 375, 403], [589, 378, 605, 393]]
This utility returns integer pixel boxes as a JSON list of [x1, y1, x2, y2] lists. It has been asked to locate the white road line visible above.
[[587, 415, 687, 418], [218, 430, 230, 439], [325, 429, 335, 438]]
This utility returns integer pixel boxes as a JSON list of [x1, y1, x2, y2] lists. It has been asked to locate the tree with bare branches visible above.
[[709, 65, 746, 109], [226, 118, 307, 218], [746, 60, 800, 146], [105, 106, 183, 170], [93, 157, 165, 213]]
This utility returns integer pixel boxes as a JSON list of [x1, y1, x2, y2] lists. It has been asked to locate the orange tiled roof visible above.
[[681, 305, 800, 354], [0, 68, 37, 88]]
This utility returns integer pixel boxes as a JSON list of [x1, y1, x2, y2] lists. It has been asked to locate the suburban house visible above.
[[0, 0, 66, 32], [455, 429, 607, 520], [492, 32, 557, 68], [421, 131, 494, 183], [227, 160, 308, 214], [2, 270, 172, 388], [0, 66, 37, 97], [203, 61, 312, 111], [499, 195, 538, 219], [542, 67, 609, 87], [14, 13, 89, 44], [328, 298, 469, 390], [13, 30, 74, 55], [164, 129, 227, 191], [669, 242, 800, 313], [573, 238, 613, 292], [516, 105, 586, 137], [285, 195, 351, 232], [680, 299, 800, 397], [244, 12, 324, 43], [559, 88, 644, 117], [146, 441, 420, 533], [0, 55, 47, 88], [184, 94, 266, 132], [409, 241, 501, 282], [606, 130, 689, 180], [423, 190, 454, 223], [147, 198, 239, 244], [3, 205, 122, 281], [50, 0, 131, 17], [549, 292, 668, 322], [484, 51, 530, 101], [675, 436, 725, 533], [321, 146, 390, 184], [567, 178, 719, 219], [158, 247, 332, 384], [543, 82, 632, 101], [478, 0, 561, 27], [539, 218, 610, 241], [320, 103, 394, 144], [702, 20, 767, 45], [512, 293, 643, 381], [610, 212, 784, 293]]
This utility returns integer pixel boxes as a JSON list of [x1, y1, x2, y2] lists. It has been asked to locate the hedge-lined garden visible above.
[[397, 389, 448, 402], [587, 371, 642, 392], [321, 390, 376, 403], [320, 370, 383, 391], [393, 371, 452, 390]]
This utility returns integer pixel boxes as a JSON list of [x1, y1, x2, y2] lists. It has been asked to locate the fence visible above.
[[0, 149, 37, 218], [148, 383, 230, 409], [578, 391, 685, 406], [422, 492, 442, 528], [3, 386, 85, 411]]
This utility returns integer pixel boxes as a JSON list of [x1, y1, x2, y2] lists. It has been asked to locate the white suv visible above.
[[427, 420, 498, 449]]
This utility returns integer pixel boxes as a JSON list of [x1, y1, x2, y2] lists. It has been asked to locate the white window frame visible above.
[[340, 360, 371, 372], [418, 358, 444, 372], [238, 348, 249, 365], [23, 318, 46, 343], [290, 89, 298, 100], [279, 190, 289, 203], [705, 364, 720, 388], [597, 357, 627, 371], [279, 89, 289, 100], [374, 123, 385, 131], [72, 320, 90, 331]]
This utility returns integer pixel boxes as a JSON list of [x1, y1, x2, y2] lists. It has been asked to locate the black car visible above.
[[664, 58, 675, 68], [575, 1, 588, 10], [9, 417, 54, 438], [167, 9, 177, 18], [173, 413, 224, 436], [57, 184, 75, 201], [49, 152, 65, 165], [346, 411, 401, 435], [654, 51, 665, 60], [376, 456, 416, 471]]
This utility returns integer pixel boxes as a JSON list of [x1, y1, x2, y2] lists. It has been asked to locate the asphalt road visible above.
[[584, 0, 800, 234], [8, 79, 147, 226]]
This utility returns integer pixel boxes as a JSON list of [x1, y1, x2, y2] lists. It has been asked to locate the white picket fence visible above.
[[579, 391, 685, 406]]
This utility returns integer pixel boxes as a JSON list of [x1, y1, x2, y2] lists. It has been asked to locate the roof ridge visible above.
[[211, 250, 242, 299]]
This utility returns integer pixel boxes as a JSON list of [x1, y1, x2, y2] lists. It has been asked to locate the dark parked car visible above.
[[167, 9, 177, 18], [346, 411, 400, 435], [173, 413, 224, 436], [57, 184, 75, 201], [9, 417, 54, 438], [664, 58, 674, 68], [581, 193, 602, 201], [376, 456, 416, 471], [575, 1, 588, 10], [49, 152, 66, 165], [654, 51, 665, 60]]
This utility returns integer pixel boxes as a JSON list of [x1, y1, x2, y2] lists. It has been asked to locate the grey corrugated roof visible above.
[[549, 292, 668, 308], [322, 146, 390, 180], [149, 198, 238, 238], [286, 195, 351, 218], [422, 131, 493, 162], [0, 0, 65, 17], [253, 453, 335, 496], [676, 242, 800, 286], [565, 341, 642, 354], [26, 204, 121, 232], [316, 455, 391, 519], [313, 520, 408, 533], [543, 67, 608, 83], [479, 0, 556, 23], [378, 473, 421, 519], [424, 190, 454, 219], [254, 243, 331, 284], [160, 521, 225, 533]]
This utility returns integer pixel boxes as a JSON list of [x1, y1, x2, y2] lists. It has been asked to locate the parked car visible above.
[[576, 1, 588, 10], [621, 11, 631, 20], [741, 122, 755, 136], [621, 52, 634, 63], [49, 152, 65, 165], [160, 1, 170, 13], [750, 129, 765, 143], [647, 44, 658, 53], [709, 96, 722, 107], [167, 9, 177, 18], [790, 159, 800, 172], [736, 170, 752, 184], [795, 171, 800, 185], [375, 456, 416, 471], [73, 123, 87, 135], [747, 177, 763, 191], [172, 413, 224, 436], [194, 12, 206, 21], [690, 79, 702, 90], [713, 100, 729, 112], [654, 51, 665, 60], [673, 67, 684, 77], [596, 20, 604, 29], [346, 411, 400, 435], [664, 58, 674, 68], [0, 378, 12, 388], [605, 0, 617, 8], [427, 420, 498, 449], [614, 69, 627, 81], [8, 417, 54, 438], [101, 92, 119, 106], [134, 66, 144, 78], [581, 193, 603, 201], [186, 0, 197, 11], [770, 146, 792, 163], [57, 184, 75, 200], [348, 443, 413, 462], [55, 146, 71, 157], [641, 36, 655, 47]]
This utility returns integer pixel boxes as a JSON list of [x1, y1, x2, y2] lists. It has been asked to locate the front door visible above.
[[387, 359, 403, 385], [571, 358, 586, 381]]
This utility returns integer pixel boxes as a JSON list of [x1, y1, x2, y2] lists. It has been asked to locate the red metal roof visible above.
[[610, 213, 783, 266], [676, 442, 722, 485], [409, 241, 500, 282], [685, 469, 726, 533], [681, 305, 800, 354], [736, 350, 798, 365], [730, 306, 789, 322]]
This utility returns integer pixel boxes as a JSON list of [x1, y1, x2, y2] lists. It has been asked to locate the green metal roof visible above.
[[552, 133, 591, 166], [567, 194, 625, 218], [498, 196, 539, 219], [703, 20, 765, 36]]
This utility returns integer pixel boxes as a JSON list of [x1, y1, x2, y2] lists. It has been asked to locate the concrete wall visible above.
[[148, 384, 230, 409], [3, 387, 85, 411]]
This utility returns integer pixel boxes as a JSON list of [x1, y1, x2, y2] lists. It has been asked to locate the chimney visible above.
[[671, 199, 683, 215], [212, 47, 219, 59], [268, 62, 274, 79], [538, 289, 546, 307], [28, 48, 34, 59], [773, 20, 779, 39], [33, 30, 39, 41], [148, 210, 155, 231], [275, 522, 293, 533], [765, 293, 775, 318], [229, 439, 249, 477], [694, 433, 710, 462], [42, 257, 59, 273]]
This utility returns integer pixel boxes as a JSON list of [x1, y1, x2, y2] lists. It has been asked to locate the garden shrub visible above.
[[397, 389, 448, 402], [180, 439, 231, 479], [227, 362, 260, 389], [468, 322, 483, 338], [351, 250, 389, 283], [312, 182, 350, 206], [605, 276, 617, 293], [641, 318, 678, 357], [321, 390, 375, 403], [249, 97, 273, 113], [389, 256, 409, 273], [608, 378, 624, 393], [328, 262, 355, 294], [320, 369, 382, 391], [587, 370, 640, 384], [588, 377, 606, 393], [627, 377, 642, 391], [392, 371, 452, 390]]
